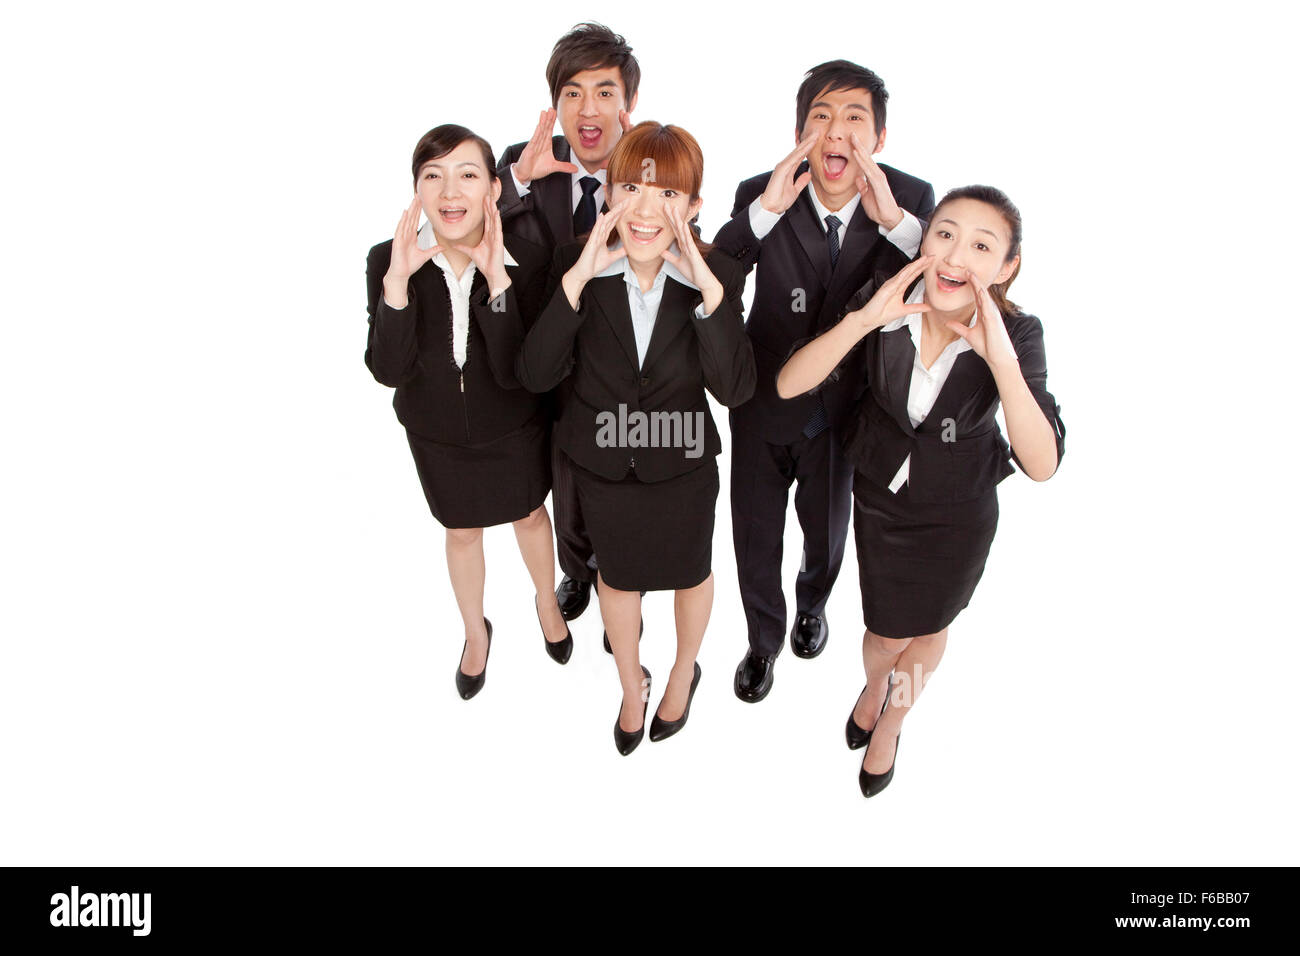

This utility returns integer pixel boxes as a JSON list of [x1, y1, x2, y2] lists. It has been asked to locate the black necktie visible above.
[[825, 214, 842, 268], [574, 176, 601, 236]]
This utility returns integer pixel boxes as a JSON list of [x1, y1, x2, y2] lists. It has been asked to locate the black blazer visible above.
[[516, 244, 756, 482], [712, 161, 935, 444], [496, 136, 591, 251], [365, 234, 549, 445], [824, 269, 1066, 504]]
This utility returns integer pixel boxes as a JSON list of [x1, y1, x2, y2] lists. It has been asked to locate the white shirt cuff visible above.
[[747, 197, 782, 240], [880, 210, 922, 258], [380, 293, 409, 312], [693, 302, 712, 320], [510, 162, 531, 198]]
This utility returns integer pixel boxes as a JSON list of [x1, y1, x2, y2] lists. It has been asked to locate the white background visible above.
[[2, 0, 1296, 865]]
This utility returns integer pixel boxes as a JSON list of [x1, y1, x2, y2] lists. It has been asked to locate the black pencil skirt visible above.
[[405, 411, 550, 530], [852, 470, 999, 639], [568, 452, 718, 592]]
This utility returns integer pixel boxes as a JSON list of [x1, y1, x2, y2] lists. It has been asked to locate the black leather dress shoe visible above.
[[614, 665, 651, 756], [555, 575, 592, 621], [602, 617, 643, 654], [455, 618, 492, 700], [649, 662, 701, 742], [846, 674, 892, 750], [733, 647, 779, 703], [790, 613, 828, 659], [859, 731, 900, 798], [534, 595, 573, 665]]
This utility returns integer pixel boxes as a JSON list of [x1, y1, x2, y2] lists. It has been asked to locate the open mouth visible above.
[[935, 271, 967, 293], [439, 206, 467, 224], [628, 222, 663, 244], [578, 124, 602, 149], [823, 152, 848, 179]]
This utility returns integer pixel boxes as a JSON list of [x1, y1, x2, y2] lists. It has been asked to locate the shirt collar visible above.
[[417, 220, 518, 267], [805, 184, 861, 230], [573, 163, 606, 184], [594, 240, 700, 291]]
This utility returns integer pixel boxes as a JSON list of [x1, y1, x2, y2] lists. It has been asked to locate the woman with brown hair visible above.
[[365, 125, 575, 702], [778, 185, 1066, 796], [518, 122, 756, 755]]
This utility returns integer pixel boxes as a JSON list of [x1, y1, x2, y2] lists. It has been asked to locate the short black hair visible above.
[[795, 59, 888, 137], [546, 22, 640, 106], [410, 124, 497, 188]]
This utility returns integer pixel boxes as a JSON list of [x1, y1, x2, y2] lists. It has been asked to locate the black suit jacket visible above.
[[712, 161, 935, 444], [827, 269, 1066, 504], [516, 245, 756, 482], [496, 136, 589, 251], [365, 234, 549, 445]]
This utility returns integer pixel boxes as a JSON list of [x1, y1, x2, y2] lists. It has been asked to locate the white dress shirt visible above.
[[511, 159, 607, 216], [594, 241, 712, 368], [747, 184, 923, 258]]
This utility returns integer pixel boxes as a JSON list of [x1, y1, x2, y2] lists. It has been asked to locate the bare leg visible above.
[[511, 505, 568, 642], [598, 571, 646, 732], [863, 627, 949, 774], [657, 572, 714, 721], [445, 527, 489, 674]]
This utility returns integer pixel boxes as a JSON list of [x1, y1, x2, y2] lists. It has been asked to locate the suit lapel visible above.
[[787, 186, 833, 288], [924, 350, 986, 428], [642, 277, 694, 371], [879, 325, 917, 437], [589, 275, 641, 370], [539, 136, 575, 243]]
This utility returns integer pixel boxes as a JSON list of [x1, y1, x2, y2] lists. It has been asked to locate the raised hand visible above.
[[384, 196, 440, 306], [453, 195, 511, 296], [846, 255, 933, 334], [758, 131, 820, 214], [947, 273, 1018, 369], [561, 203, 627, 308], [514, 108, 579, 185], [661, 201, 723, 313], [850, 133, 903, 231]]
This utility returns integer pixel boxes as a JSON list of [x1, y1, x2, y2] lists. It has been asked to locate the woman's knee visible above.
[[446, 527, 483, 547], [512, 506, 548, 531]]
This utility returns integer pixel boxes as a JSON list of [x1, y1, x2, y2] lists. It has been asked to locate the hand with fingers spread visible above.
[[850, 133, 903, 231], [514, 108, 580, 186], [947, 273, 1018, 370], [846, 255, 934, 335], [384, 196, 441, 308], [661, 201, 723, 314], [561, 203, 627, 308], [453, 195, 512, 298], [759, 131, 820, 215]]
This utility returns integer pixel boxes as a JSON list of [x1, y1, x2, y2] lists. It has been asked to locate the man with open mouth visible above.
[[712, 59, 936, 705]]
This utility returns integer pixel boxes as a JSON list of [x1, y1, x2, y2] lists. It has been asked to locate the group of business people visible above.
[[363, 24, 1066, 797]]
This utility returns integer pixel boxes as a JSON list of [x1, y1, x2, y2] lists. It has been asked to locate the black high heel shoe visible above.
[[649, 662, 701, 742], [602, 617, 643, 654], [859, 731, 900, 798], [846, 673, 893, 750], [614, 665, 651, 756], [535, 595, 573, 665], [455, 618, 492, 700]]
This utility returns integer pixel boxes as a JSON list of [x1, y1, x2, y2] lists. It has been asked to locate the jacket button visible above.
[[640, 376, 650, 386]]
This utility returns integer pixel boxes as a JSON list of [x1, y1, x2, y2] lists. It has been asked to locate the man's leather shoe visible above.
[[555, 575, 592, 621], [790, 613, 828, 659], [733, 647, 779, 702]]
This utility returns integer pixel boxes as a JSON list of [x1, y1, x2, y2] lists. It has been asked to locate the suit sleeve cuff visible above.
[[747, 197, 781, 240], [880, 209, 922, 258]]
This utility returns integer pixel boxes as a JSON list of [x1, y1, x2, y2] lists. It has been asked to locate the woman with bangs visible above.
[[778, 185, 1066, 796], [518, 121, 756, 755], [365, 124, 575, 702]]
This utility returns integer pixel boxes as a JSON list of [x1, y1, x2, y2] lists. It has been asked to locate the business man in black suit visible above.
[[712, 60, 937, 702], [494, 22, 641, 624]]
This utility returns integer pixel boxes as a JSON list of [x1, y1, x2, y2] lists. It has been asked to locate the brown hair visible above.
[[546, 22, 640, 107], [605, 121, 711, 254], [930, 184, 1024, 316], [410, 125, 497, 189]]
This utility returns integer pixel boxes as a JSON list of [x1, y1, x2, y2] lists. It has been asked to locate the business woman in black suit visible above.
[[365, 124, 574, 701], [518, 122, 756, 755], [779, 185, 1066, 797], [710, 60, 937, 704]]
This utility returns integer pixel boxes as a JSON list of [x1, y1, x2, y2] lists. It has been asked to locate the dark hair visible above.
[[546, 22, 640, 107], [795, 59, 888, 137], [410, 125, 498, 188], [604, 121, 712, 256], [931, 184, 1024, 316]]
